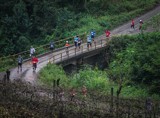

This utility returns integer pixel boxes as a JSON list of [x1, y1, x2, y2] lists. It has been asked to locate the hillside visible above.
[[0, 0, 160, 56]]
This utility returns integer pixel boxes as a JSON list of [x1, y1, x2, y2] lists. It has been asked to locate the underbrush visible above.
[[1, 80, 160, 118], [39, 64, 160, 100], [39, 63, 68, 87], [108, 32, 160, 96]]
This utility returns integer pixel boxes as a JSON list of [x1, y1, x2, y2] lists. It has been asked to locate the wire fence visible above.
[[0, 80, 160, 118]]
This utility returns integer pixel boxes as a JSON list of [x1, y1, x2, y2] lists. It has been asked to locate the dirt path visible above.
[[10, 5, 160, 84]]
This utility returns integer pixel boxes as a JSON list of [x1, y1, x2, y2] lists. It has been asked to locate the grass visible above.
[[39, 64, 160, 100], [143, 13, 160, 31], [62, 0, 160, 36], [67, 8, 145, 37], [39, 63, 68, 87]]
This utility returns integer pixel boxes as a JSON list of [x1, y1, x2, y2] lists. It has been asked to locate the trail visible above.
[[9, 5, 160, 84]]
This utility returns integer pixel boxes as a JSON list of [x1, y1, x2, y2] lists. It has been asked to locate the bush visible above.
[[108, 32, 160, 94], [39, 64, 68, 87]]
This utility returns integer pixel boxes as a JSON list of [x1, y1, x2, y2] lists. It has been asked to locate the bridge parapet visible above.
[[49, 39, 109, 66]]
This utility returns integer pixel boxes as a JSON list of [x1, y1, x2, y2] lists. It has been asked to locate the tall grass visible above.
[[39, 63, 68, 87], [39, 64, 160, 99]]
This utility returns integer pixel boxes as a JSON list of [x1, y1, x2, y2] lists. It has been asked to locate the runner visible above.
[[50, 41, 54, 52], [131, 19, 135, 29], [139, 20, 143, 30], [74, 36, 78, 49], [6, 69, 10, 82], [87, 35, 92, 49], [32, 56, 38, 72], [65, 41, 70, 55], [30, 46, 35, 57], [90, 29, 96, 41], [17, 55, 23, 72], [105, 30, 111, 38], [77, 36, 82, 50]]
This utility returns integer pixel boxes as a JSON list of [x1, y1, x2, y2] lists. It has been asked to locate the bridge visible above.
[[50, 39, 108, 66], [7, 36, 109, 83], [0, 32, 105, 70], [0, 31, 109, 82]]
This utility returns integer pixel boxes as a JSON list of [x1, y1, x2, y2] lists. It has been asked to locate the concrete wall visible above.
[[63, 50, 108, 74]]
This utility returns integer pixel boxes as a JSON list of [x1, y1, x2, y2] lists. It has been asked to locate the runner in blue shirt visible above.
[[87, 35, 92, 48], [90, 29, 96, 40], [74, 36, 78, 49]]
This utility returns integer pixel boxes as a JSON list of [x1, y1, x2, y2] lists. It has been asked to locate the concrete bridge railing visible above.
[[47, 38, 109, 65]]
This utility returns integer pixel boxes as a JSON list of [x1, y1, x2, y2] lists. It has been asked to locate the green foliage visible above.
[[0, 0, 159, 57], [108, 32, 160, 94], [69, 66, 110, 92], [87, 0, 159, 15], [39, 64, 68, 86], [39, 64, 160, 98], [0, 57, 16, 72]]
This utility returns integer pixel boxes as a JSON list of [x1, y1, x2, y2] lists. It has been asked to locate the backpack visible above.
[[50, 42, 54, 48], [18, 57, 22, 63], [74, 37, 78, 42], [50, 44, 54, 48], [30, 48, 35, 54], [91, 31, 94, 36], [78, 38, 81, 44]]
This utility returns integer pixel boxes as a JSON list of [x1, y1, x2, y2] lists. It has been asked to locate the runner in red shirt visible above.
[[105, 30, 111, 37], [131, 19, 135, 29], [32, 56, 38, 71]]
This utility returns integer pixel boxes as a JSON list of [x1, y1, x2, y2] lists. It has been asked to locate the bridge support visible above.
[[63, 58, 84, 74]]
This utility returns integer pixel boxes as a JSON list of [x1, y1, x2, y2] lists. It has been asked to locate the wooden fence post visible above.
[[153, 102, 159, 118], [110, 87, 114, 117], [53, 80, 56, 101], [145, 97, 153, 118], [116, 90, 119, 118], [127, 105, 130, 118]]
